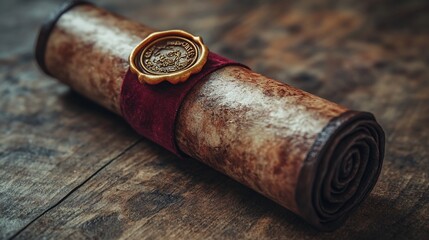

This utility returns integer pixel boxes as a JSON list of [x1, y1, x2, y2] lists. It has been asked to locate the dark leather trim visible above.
[[35, 0, 93, 76], [295, 110, 385, 231]]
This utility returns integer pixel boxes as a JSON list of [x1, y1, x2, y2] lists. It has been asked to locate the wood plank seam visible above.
[[8, 139, 143, 240]]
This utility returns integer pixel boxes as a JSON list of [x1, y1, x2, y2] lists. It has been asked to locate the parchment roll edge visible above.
[[35, 0, 93, 76], [296, 110, 385, 231]]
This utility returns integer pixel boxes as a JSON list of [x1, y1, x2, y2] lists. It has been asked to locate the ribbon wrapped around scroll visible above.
[[120, 52, 248, 155]]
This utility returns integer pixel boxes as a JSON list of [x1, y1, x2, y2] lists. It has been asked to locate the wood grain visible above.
[[1, 0, 428, 239], [0, 55, 141, 239]]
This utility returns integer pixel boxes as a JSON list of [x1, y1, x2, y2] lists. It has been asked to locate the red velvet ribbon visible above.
[[120, 52, 248, 156]]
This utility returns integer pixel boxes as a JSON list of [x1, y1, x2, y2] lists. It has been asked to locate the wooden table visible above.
[[1, 0, 428, 239]]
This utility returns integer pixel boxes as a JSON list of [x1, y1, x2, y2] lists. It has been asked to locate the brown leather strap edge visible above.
[[35, 0, 93, 76]]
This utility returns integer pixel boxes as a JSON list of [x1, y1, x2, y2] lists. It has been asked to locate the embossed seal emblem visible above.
[[129, 30, 209, 85]]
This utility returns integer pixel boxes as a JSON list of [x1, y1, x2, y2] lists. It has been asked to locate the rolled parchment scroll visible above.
[[35, 1, 385, 231]]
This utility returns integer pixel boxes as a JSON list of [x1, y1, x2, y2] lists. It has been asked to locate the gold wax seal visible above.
[[129, 30, 209, 85]]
